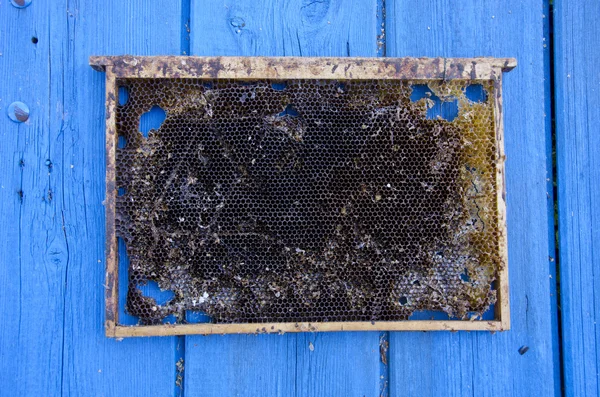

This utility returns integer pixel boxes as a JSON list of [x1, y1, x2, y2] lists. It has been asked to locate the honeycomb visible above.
[[114, 78, 503, 325]]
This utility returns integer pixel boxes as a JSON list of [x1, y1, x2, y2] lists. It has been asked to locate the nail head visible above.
[[518, 345, 529, 355], [8, 102, 30, 123], [10, 0, 32, 8]]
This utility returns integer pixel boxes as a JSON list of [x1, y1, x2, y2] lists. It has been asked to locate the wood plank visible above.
[[0, 1, 181, 395], [295, 332, 381, 396], [554, 1, 600, 395], [62, 0, 183, 393], [90, 55, 516, 80], [386, 1, 560, 395], [190, 0, 379, 57], [185, 1, 382, 396], [185, 335, 296, 397], [0, 3, 65, 395]]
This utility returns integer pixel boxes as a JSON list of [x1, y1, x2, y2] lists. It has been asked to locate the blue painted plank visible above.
[[0, 1, 183, 396], [386, 1, 560, 396], [0, 3, 65, 395], [554, 1, 600, 395], [185, 1, 382, 396], [185, 335, 296, 396], [190, 0, 380, 57], [61, 1, 184, 394], [295, 332, 382, 396]]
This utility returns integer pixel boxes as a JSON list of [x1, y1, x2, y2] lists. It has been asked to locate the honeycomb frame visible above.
[[90, 56, 516, 337]]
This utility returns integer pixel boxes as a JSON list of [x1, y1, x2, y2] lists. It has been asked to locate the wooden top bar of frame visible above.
[[90, 56, 516, 81]]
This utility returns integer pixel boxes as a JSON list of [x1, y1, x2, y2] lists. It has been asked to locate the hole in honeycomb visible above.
[[410, 84, 459, 122], [138, 280, 175, 305], [118, 85, 130, 106], [480, 305, 496, 320], [278, 104, 300, 117], [409, 84, 432, 102], [186, 310, 212, 323], [465, 84, 487, 103], [117, 135, 127, 149], [409, 310, 450, 320], [115, 78, 503, 325], [272, 82, 287, 91], [139, 105, 166, 137], [460, 269, 470, 282], [118, 237, 138, 326], [162, 314, 177, 324]]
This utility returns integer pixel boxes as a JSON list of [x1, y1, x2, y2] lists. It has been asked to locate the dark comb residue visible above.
[[114, 78, 502, 325]]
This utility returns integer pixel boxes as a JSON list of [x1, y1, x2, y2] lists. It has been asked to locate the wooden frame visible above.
[[90, 56, 515, 337]]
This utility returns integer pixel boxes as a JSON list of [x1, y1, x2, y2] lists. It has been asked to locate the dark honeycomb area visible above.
[[114, 78, 503, 325]]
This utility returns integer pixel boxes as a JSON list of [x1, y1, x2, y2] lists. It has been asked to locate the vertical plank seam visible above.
[[379, 332, 389, 397], [60, 210, 71, 397], [179, 0, 192, 396], [18, 149, 24, 343], [175, 336, 185, 397], [377, 0, 390, 395], [376, 0, 386, 57], [52, 6, 72, 392], [60, 9, 73, 390], [548, 0, 565, 395], [295, 339, 299, 397], [178, 0, 192, 397], [181, 0, 191, 55]]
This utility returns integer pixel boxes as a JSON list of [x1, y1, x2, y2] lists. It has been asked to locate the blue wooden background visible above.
[[0, 0, 595, 395]]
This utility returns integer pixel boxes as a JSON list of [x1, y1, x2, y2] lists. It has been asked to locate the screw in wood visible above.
[[10, 0, 32, 8], [7, 102, 30, 122]]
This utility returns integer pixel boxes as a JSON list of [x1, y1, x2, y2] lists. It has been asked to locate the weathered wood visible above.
[[104, 68, 119, 335], [554, 1, 600, 395], [94, 54, 513, 336], [184, 1, 382, 396], [386, 0, 560, 396], [60, 1, 184, 393], [0, 1, 183, 395], [112, 320, 507, 337], [90, 55, 516, 80], [185, 334, 296, 396], [0, 0, 565, 395], [0, 3, 66, 395]]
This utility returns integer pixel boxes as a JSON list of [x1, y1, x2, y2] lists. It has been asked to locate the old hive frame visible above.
[[90, 56, 516, 337]]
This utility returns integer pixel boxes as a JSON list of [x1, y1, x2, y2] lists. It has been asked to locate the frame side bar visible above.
[[104, 67, 119, 337], [494, 76, 511, 330]]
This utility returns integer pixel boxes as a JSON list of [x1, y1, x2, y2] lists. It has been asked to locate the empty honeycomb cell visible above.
[[114, 77, 503, 325]]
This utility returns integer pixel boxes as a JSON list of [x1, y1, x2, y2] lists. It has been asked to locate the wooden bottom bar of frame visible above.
[[108, 320, 507, 337]]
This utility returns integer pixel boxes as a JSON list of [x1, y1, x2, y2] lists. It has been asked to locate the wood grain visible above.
[[90, 55, 516, 80], [185, 334, 296, 396], [61, 1, 184, 394], [554, 1, 600, 395], [190, 0, 379, 57], [0, 1, 183, 396], [386, 0, 560, 395], [0, 0, 567, 395], [96, 53, 513, 335], [185, 1, 382, 396], [112, 320, 506, 337], [0, 3, 66, 395]]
